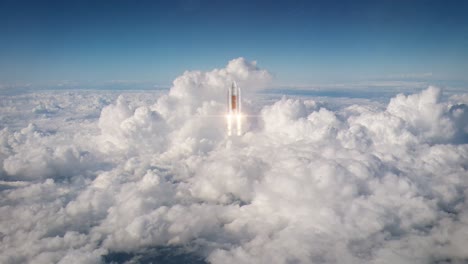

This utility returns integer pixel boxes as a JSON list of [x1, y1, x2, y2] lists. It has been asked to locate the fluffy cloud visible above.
[[1, 58, 468, 264]]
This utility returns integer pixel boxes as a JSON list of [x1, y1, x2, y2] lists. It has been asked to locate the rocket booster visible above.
[[227, 82, 242, 136], [228, 81, 241, 114]]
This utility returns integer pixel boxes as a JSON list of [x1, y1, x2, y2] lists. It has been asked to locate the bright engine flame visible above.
[[226, 113, 242, 136]]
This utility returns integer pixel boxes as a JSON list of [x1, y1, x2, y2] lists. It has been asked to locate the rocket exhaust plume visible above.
[[227, 81, 242, 136]]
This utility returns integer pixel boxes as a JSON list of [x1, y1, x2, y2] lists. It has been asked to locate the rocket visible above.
[[227, 81, 242, 136]]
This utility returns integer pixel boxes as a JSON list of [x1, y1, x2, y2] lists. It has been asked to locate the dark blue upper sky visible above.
[[1, 0, 467, 87]]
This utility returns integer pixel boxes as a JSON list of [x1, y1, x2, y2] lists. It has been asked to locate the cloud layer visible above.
[[1, 58, 468, 263]]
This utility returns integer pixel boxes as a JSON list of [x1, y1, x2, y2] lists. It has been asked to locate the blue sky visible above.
[[1, 0, 467, 87]]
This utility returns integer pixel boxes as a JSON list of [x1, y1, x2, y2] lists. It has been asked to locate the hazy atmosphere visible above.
[[1, 1, 468, 263]]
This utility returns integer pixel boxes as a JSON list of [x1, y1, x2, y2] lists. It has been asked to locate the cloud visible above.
[[385, 72, 433, 79], [1, 58, 468, 264]]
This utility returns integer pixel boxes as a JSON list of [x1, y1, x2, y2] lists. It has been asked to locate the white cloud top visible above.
[[1, 58, 468, 263]]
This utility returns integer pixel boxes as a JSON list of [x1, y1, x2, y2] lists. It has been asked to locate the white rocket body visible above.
[[227, 82, 242, 136]]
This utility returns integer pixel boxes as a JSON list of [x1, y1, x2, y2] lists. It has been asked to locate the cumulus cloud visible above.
[[1, 58, 468, 264]]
